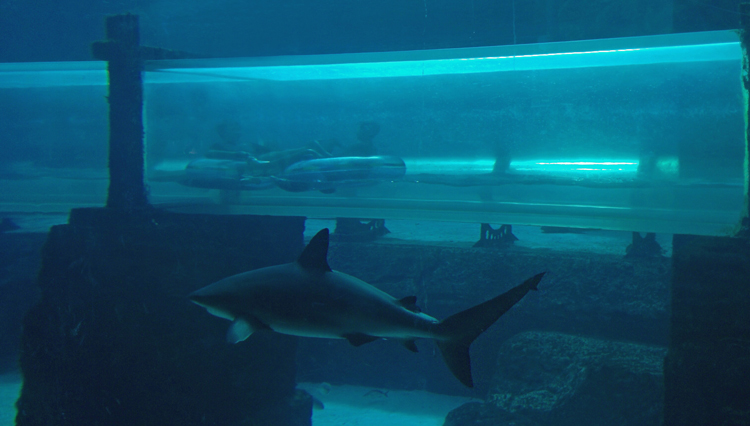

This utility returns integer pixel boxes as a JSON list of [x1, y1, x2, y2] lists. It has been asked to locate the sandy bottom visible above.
[[298, 382, 477, 426], [0, 373, 20, 426], [0, 375, 474, 426]]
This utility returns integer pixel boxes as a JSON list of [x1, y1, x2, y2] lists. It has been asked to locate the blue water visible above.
[[1, 1, 746, 425]]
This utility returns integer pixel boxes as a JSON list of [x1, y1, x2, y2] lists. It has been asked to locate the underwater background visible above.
[[1, 0, 750, 425], [0, 0, 741, 62]]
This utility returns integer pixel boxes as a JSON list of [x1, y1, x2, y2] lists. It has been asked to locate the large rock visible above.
[[445, 331, 666, 426], [0, 232, 45, 371], [16, 208, 309, 426], [665, 235, 750, 426]]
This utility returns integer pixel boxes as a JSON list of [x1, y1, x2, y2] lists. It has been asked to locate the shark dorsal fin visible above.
[[298, 228, 332, 272]]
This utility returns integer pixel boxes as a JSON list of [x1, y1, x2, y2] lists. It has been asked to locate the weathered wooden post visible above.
[[12, 15, 311, 426], [739, 2, 750, 237], [92, 14, 149, 211]]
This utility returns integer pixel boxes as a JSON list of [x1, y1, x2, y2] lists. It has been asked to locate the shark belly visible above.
[[245, 277, 439, 341], [263, 310, 438, 341]]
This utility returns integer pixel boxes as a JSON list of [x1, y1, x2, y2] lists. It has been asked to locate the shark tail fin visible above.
[[435, 272, 545, 387]]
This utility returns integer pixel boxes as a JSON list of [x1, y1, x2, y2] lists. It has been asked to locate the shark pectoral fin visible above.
[[399, 339, 419, 353], [227, 318, 253, 343], [342, 333, 380, 347], [396, 296, 421, 313], [226, 317, 264, 343], [312, 397, 325, 410]]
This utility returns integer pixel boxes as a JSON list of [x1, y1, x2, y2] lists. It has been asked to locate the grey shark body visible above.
[[189, 228, 544, 387]]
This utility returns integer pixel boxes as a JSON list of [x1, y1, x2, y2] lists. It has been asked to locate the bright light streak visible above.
[[459, 48, 641, 61], [403, 158, 495, 175], [401, 158, 642, 175], [511, 159, 640, 174], [535, 161, 637, 165]]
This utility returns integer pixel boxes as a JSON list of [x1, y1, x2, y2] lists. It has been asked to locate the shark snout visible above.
[[187, 290, 202, 303], [187, 288, 215, 306], [187, 287, 236, 321]]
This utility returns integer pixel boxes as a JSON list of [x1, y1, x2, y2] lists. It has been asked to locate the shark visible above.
[[272, 155, 406, 194], [189, 228, 545, 387]]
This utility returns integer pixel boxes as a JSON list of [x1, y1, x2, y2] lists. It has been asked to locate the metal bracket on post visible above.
[[473, 223, 518, 247], [625, 232, 663, 258]]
